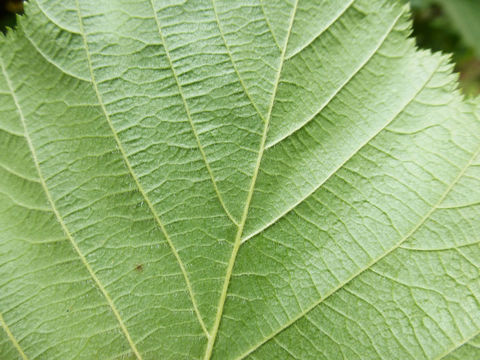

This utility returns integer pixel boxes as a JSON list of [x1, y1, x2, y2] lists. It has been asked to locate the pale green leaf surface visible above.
[[0, 0, 479, 359]]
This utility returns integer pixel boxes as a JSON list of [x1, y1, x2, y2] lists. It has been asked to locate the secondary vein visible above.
[[0, 56, 142, 359], [236, 137, 480, 360], [266, 1, 402, 149], [241, 46, 440, 244], [211, 0, 267, 122], [74, 0, 209, 338], [259, 0, 281, 50], [436, 327, 480, 359], [0, 312, 28, 360], [149, 0, 239, 227]]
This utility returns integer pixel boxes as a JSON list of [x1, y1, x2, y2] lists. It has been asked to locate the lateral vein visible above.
[[211, 0, 267, 122], [235, 137, 480, 360], [74, 0, 209, 338], [266, 4, 404, 149], [0, 56, 142, 360], [436, 327, 480, 359], [259, 0, 281, 50], [284, 0, 356, 60], [242, 53, 441, 244], [0, 312, 28, 360], [149, 0, 239, 228]]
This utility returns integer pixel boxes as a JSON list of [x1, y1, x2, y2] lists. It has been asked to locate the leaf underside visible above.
[[1, 0, 480, 359]]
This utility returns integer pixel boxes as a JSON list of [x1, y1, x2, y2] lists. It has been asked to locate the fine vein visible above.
[[236, 140, 480, 360], [74, 0, 208, 337], [0, 57, 142, 359], [0, 312, 28, 360], [203, 1, 299, 358], [148, 0, 239, 227]]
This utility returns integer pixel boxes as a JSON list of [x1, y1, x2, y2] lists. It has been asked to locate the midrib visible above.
[[203, 1, 300, 358]]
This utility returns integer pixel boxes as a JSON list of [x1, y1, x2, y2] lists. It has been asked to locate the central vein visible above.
[[203, 1, 299, 358]]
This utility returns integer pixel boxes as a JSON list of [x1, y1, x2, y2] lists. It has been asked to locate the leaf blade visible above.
[[1, 0, 480, 359]]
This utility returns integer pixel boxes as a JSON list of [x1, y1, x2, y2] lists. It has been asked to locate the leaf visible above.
[[1, 0, 480, 359]]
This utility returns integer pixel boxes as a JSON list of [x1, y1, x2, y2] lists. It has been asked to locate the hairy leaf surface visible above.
[[1, 0, 480, 359]]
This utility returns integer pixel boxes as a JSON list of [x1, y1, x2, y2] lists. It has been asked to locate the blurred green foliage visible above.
[[411, 0, 480, 96]]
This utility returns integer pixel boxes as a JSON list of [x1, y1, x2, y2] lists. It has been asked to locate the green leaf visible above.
[[1, 0, 479, 359]]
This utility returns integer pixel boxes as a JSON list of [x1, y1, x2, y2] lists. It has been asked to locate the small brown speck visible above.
[[135, 264, 144, 272]]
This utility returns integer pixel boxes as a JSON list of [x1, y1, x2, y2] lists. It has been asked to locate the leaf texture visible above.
[[0, 0, 479, 359]]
